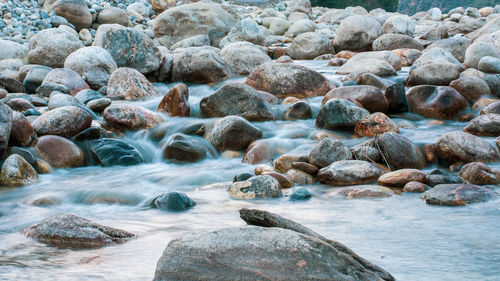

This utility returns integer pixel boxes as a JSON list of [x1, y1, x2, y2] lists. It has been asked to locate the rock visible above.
[[103, 104, 163, 131], [421, 184, 497, 206], [28, 27, 83, 68], [375, 132, 426, 170], [316, 99, 370, 130], [0, 102, 12, 159], [171, 47, 232, 84], [151, 192, 196, 211], [229, 175, 282, 199], [0, 154, 38, 186], [22, 214, 134, 248], [205, 116, 262, 151], [32, 106, 91, 137], [475, 30, 500, 54], [36, 82, 70, 97], [406, 48, 464, 86], [262, 171, 294, 188], [351, 142, 381, 162], [153, 224, 393, 280], [97, 7, 129, 27], [464, 42, 499, 69], [220, 19, 265, 47], [171, 35, 211, 50], [459, 162, 499, 185], [285, 168, 315, 185], [322, 85, 389, 113], [153, 2, 238, 48], [107, 68, 158, 100], [407, 86, 468, 120], [327, 185, 394, 198], [354, 112, 398, 137], [234, 172, 253, 182], [286, 0, 312, 15], [308, 138, 351, 168], [377, 169, 425, 187], [383, 15, 415, 36], [425, 169, 463, 187], [392, 48, 421, 67], [318, 160, 385, 186], [35, 135, 85, 168], [94, 26, 160, 74], [481, 101, 500, 114], [334, 15, 383, 52], [269, 18, 292, 35], [43, 0, 92, 30], [0, 74, 24, 93], [373, 34, 423, 51], [220, 42, 271, 75], [158, 83, 190, 117], [164, 134, 216, 162], [64, 46, 117, 89], [5, 98, 34, 113], [478, 56, 500, 74], [426, 37, 471, 63], [87, 98, 111, 113], [463, 114, 500, 137], [287, 186, 311, 201], [435, 131, 499, 164], [286, 19, 316, 37], [89, 138, 145, 166], [0, 39, 28, 60], [449, 76, 491, 102], [403, 181, 430, 193], [200, 82, 273, 121], [246, 62, 331, 98], [23, 66, 52, 94], [9, 112, 36, 147], [287, 32, 333, 60], [336, 57, 396, 77], [283, 101, 311, 120], [42, 68, 90, 96]]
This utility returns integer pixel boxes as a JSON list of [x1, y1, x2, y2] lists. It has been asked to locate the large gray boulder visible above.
[[316, 99, 370, 129], [334, 15, 383, 52], [220, 42, 271, 75], [171, 47, 232, 84], [406, 48, 464, 86], [153, 209, 394, 281], [383, 15, 415, 36], [464, 42, 499, 70], [205, 116, 262, 151], [219, 19, 266, 47], [28, 27, 83, 68], [435, 131, 499, 164], [43, 0, 92, 30], [0, 39, 28, 60], [64, 46, 117, 89], [287, 32, 333, 59], [153, 2, 239, 48]]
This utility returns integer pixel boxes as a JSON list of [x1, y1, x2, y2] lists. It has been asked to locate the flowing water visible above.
[[0, 61, 499, 281]]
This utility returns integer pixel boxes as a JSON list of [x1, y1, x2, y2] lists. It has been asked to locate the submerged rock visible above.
[[421, 184, 497, 206], [318, 160, 386, 186], [89, 138, 145, 167], [164, 134, 216, 162], [327, 185, 394, 198], [205, 116, 262, 151], [151, 192, 196, 211], [22, 214, 135, 248], [228, 175, 282, 199], [459, 162, 499, 185], [287, 186, 312, 201]]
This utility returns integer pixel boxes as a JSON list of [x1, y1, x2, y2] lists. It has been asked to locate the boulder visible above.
[[171, 47, 232, 84], [463, 114, 500, 137], [287, 32, 333, 60], [317, 160, 386, 186], [151, 192, 196, 211], [220, 42, 271, 75], [459, 162, 499, 185], [9, 112, 36, 147], [229, 175, 282, 199], [403, 181, 430, 193], [245, 62, 331, 98], [481, 101, 500, 114], [283, 101, 311, 120], [377, 169, 425, 187], [43, 0, 92, 30], [475, 30, 500, 54], [449, 76, 491, 102], [42, 68, 90, 96], [478, 56, 500, 74], [23, 66, 52, 94], [407, 86, 468, 120], [316, 99, 370, 130], [93, 26, 160, 74], [286, 19, 316, 37], [103, 104, 163, 131], [200, 83, 273, 121], [383, 15, 415, 36], [426, 37, 471, 63], [375, 132, 426, 170], [372, 34, 423, 51], [28, 27, 83, 68], [286, 0, 312, 15], [22, 214, 135, 248], [163, 134, 216, 162], [322, 85, 389, 113], [219, 19, 265, 47], [35, 135, 85, 168], [153, 2, 238, 48], [354, 112, 399, 137], [464, 42, 499, 70], [89, 138, 145, 166], [421, 184, 497, 206], [308, 138, 352, 168], [327, 185, 394, 198], [334, 15, 383, 52], [170, 35, 211, 50], [64, 46, 117, 89], [0, 102, 13, 158], [268, 18, 292, 35], [0, 154, 38, 186], [158, 83, 190, 117], [406, 48, 464, 86], [0, 39, 28, 60], [32, 106, 92, 137], [205, 116, 262, 151], [435, 132, 499, 164], [107, 67, 158, 100], [97, 7, 129, 27]]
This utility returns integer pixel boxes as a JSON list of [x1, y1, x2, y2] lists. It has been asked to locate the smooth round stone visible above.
[[32, 106, 92, 137], [403, 181, 430, 193], [421, 184, 497, 206], [327, 185, 394, 198], [87, 98, 111, 113], [377, 169, 426, 187], [34, 135, 85, 168], [150, 192, 196, 211], [0, 154, 38, 186]]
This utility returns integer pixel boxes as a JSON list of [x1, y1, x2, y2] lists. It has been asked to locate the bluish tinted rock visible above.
[[151, 192, 196, 211], [89, 138, 145, 166], [288, 186, 311, 201]]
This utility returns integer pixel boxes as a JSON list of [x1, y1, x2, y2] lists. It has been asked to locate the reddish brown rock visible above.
[[34, 135, 85, 168], [103, 104, 163, 131], [5, 98, 35, 112], [321, 86, 389, 113], [449, 76, 491, 102], [327, 185, 394, 198], [403, 181, 430, 193], [377, 169, 425, 187], [42, 68, 90, 96], [107, 67, 158, 100], [157, 83, 190, 117], [354, 112, 399, 137], [9, 112, 36, 147], [262, 171, 293, 188], [463, 114, 500, 137], [407, 85, 468, 120], [32, 106, 92, 137], [459, 162, 499, 185]]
